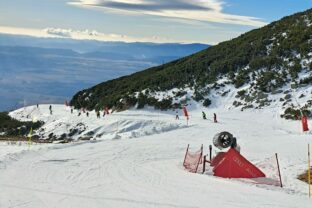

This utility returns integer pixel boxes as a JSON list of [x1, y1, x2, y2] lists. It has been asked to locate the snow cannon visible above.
[[213, 131, 237, 150], [210, 132, 266, 179]]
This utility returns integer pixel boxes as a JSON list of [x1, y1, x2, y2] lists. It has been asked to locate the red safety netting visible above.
[[250, 155, 282, 187], [183, 145, 203, 173], [204, 151, 282, 187]]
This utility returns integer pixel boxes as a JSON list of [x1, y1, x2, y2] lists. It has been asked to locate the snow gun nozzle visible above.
[[213, 132, 238, 150]]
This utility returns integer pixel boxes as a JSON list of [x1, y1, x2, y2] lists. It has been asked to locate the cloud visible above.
[[88, 0, 211, 11], [43, 27, 173, 42], [44, 28, 98, 38], [44, 28, 72, 37], [0, 26, 176, 43], [68, 0, 267, 27]]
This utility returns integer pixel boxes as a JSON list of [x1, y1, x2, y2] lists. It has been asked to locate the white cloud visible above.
[[68, 0, 267, 27], [0, 26, 178, 43]]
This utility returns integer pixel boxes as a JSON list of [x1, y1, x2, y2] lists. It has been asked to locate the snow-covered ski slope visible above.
[[1, 104, 312, 207]]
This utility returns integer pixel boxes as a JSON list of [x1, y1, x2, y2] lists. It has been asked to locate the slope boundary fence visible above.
[[183, 144, 203, 173]]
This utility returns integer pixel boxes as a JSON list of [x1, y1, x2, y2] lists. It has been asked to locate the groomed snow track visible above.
[[0, 105, 312, 207]]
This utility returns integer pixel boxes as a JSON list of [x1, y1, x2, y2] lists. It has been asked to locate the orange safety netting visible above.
[[251, 155, 282, 187], [205, 152, 282, 187], [183, 145, 203, 173]]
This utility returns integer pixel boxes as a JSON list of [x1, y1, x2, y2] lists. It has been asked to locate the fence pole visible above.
[[195, 144, 203, 173], [203, 155, 206, 174], [209, 145, 212, 162], [183, 144, 190, 166], [308, 144, 311, 198], [275, 153, 283, 188]]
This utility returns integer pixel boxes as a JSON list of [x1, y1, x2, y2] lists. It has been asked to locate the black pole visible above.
[[203, 155, 206, 174], [183, 144, 190, 166], [275, 153, 283, 188], [195, 145, 203, 173], [209, 145, 212, 161]]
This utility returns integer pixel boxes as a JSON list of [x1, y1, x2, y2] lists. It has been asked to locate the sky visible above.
[[0, 0, 312, 44]]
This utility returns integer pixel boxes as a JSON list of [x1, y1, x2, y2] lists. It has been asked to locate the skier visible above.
[[175, 111, 179, 120], [103, 111, 106, 117], [49, 105, 52, 115], [71, 108, 73, 114], [105, 107, 110, 115], [86, 112, 89, 117], [96, 111, 100, 119], [37, 103, 39, 108], [214, 113, 217, 123], [202, 111, 207, 120]]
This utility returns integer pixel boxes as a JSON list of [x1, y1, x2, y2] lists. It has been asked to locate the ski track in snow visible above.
[[0, 104, 312, 207]]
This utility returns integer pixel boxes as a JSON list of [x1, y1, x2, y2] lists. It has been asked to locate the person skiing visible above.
[[175, 111, 179, 120], [86, 111, 89, 117], [49, 105, 52, 115], [214, 113, 217, 123], [71, 108, 73, 114], [105, 107, 110, 115], [96, 111, 100, 119], [202, 111, 207, 120]]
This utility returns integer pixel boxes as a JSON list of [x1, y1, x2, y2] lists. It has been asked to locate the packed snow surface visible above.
[[1, 104, 312, 207]]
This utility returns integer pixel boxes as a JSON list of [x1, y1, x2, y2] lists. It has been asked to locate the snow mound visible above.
[[9, 105, 187, 141]]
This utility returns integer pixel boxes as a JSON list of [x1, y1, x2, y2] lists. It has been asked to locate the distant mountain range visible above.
[[71, 8, 312, 119], [0, 34, 209, 111], [0, 34, 208, 60]]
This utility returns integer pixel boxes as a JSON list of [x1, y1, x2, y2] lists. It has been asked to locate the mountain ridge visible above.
[[71, 8, 312, 119]]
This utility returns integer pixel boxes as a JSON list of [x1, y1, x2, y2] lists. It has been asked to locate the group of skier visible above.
[[51, 103, 218, 123], [202, 111, 218, 123], [46, 102, 111, 119], [71, 107, 111, 118], [175, 110, 217, 123]]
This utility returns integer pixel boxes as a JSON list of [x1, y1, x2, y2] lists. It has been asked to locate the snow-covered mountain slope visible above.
[[70, 8, 312, 117], [1, 104, 312, 207]]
